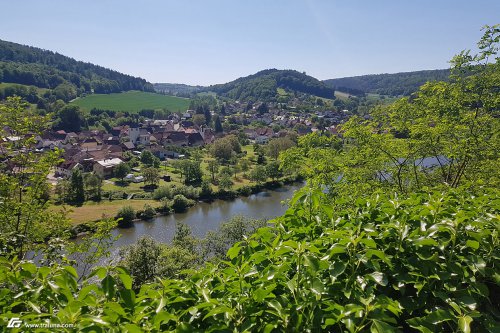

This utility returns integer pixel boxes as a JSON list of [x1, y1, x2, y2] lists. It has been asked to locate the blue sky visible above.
[[0, 0, 498, 85]]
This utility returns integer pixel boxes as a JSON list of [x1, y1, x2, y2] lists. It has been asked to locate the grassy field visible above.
[[334, 91, 352, 100], [71, 91, 190, 113], [53, 199, 160, 225], [0, 82, 49, 94]]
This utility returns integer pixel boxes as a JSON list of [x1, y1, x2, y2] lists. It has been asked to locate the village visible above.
[[10, 105, 350, 181]]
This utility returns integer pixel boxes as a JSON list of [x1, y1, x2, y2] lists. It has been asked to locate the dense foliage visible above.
[[207, 69, 335, 101], [1, 187, 498, 332], [0, 39, 154, 95], [324, 69, 450, 96]]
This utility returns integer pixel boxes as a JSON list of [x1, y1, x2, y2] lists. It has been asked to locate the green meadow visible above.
[[71, 91, 190, 113]]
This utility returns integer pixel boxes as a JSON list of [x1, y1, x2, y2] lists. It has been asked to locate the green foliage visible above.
[[0, 39, 154, 93], [199, 180, 213, 199], [171, 194, 192, 213], [324, 68, 450, 96], [208, 69, 335, 101], [0, 96, 69, 258], [152, 184, 199, 201], [116, 206, 135, 227], [218, 173, 233, 191], [266, 137, 296, 160], [139, 204, 156, 220], [1, 187, 498, 332], [113, 162, 130, 182], [209, 134, 241, 162], [171, 159, 204, 185], [83, 172, 103, 201], [265, 160, 282, 181], [249, 165, 268, 184], [142, 167, 160, 187], [68, 169, 85, 204], [68, 218, 118, 280], [119, 236, 163, 287]]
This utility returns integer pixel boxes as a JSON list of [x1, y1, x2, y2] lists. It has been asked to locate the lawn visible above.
[[53, 199, 160, 225], [71, 91, 190, 113]]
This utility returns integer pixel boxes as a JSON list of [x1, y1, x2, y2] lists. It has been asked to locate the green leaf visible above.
[[154, 311, 177, 327], [368, 272, 388, 286], [203, 305, 234, 320], [370, 319, 398, 333], [156, 297, 167, 313], [303, 254, 320, 272], [413, 238, 439, 247], [227, 244, 241, 260], [124, 324, 142, 333], [330, 261, 347, 278], [101, 275, 116, 299], [63, 266, 78, 278], [465, 240, 479, 250], [361, 238, 377, 248], [118, 273, 132, 290], [458, 315, 472, 333]]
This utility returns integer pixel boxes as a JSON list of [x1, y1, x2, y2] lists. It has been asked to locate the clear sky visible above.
[[0, 0, 498, 85]]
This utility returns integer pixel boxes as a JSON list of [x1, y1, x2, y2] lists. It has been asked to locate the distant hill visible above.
[[153, 83, 204, 97], [323, 69, 450, 96], [0, 39, 154, 97], [206, 69, 335, 101]]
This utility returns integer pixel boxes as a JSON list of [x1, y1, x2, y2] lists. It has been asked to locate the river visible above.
[[109, 182, 303, 250]]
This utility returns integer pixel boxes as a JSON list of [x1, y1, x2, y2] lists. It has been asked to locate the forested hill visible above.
[[206, 69, 335, 101], [323, 69, 450, 96], [0, 39, 154, 94]]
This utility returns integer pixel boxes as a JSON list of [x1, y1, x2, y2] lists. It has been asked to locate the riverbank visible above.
[[67, 176, 303, 238]]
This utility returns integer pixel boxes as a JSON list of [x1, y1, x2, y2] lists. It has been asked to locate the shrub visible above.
[[141, 204, 156, 220], [171, 194, 193, 213], [115, 206, 135, 227], [153, 186, 173, 200]]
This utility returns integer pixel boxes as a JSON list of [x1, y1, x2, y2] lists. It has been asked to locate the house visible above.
[[81, 138, 101, 152], [255, 135, 269, 144], [162, 132, 188, 147], [122, 141, 135, 151], [55, 161, 83, 178], [188, 132, 204, 146], [93, 158, 123, 178], [138, 134, 150, 146], [128, 127, 141, 144]]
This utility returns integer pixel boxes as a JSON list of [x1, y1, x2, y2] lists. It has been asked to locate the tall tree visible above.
[[69, 169, 85, 204], [55, 105, 85, 132], [143, 167, 160, 187], [214, 115, 223, 133], [114, 163, 131, 183]]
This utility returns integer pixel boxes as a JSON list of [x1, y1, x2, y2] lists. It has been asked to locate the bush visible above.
[[171, 194, 193, 213], [137, 204, 156, 220], [237, 185, 253, 196], [153, 186, 173, 200], [153, 185, 199, 201], [116, 206, 135, 227]]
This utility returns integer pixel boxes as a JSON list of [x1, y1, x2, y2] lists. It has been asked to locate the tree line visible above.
[[324, 68, 450, 96], [0, 39, 154, 95], [207, 69, 335, 101]]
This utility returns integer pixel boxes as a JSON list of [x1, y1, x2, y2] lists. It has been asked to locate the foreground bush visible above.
[[0, 188, 498, 332]]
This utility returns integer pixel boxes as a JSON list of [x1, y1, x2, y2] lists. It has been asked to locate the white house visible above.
[[93, 158, 123, 178]]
